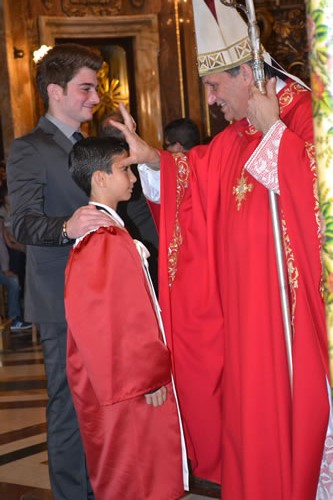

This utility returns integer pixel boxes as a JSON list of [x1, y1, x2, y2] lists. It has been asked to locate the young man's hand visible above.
[[66, 204, 114, 239], [144, 386, 167, 407]]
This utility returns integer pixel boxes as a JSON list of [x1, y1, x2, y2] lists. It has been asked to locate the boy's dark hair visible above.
[[69, 137, 129, 197], [36, 43, 103, 109], [164, 118, 200, 151]]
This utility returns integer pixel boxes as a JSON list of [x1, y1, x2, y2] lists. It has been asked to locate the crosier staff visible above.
[[220, 0, 293, 389]]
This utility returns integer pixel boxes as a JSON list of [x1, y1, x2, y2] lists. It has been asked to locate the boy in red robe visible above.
[[64, 137, 187, 500]]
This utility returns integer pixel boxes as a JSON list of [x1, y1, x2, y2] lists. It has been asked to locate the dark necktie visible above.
[[72, 131, 84, 142]]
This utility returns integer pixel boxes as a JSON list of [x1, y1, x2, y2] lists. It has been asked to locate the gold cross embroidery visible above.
[[233, 169, 254, 211]]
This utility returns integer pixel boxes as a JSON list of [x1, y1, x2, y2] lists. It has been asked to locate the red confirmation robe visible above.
[[65, 211, 184, 500], [158, 80, 332, 499]]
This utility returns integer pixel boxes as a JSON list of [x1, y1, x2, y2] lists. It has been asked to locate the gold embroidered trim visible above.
[[244, 124, 258, 136], [280, 140, 319, 323], [305, 140, 325, 296], [279, 81, 307, 112], [168, 154, 190, 287], [198, 37, 252, 75], [244, 81, 307, 138], [281, 215, 299, 328], [305, 141, 321, 241], [233, 168, 254, 210]]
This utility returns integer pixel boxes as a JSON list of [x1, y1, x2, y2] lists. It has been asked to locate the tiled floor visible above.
[[0, 329, 221, 499], [0, 330, 51, 499]]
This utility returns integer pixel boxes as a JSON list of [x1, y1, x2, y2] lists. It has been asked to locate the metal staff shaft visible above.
[[268, 190, 293, 386], [245, 0, 293, 390]]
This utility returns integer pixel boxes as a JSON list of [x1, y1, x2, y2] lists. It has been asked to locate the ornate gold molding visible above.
[[130, 0, 145, 6], [174, 0, 185, 117], [42, 0, 53, 9], [61, 0, 121, 16], [258, 5, 309, 85]]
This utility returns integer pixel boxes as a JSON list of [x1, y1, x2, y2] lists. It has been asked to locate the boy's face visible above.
[[103, 152, 137, 208]]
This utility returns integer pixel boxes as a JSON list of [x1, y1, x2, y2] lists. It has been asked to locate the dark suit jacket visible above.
[[7, 116, 88, 323]]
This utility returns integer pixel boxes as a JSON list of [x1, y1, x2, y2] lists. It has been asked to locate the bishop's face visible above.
[[203, 67, 251, 122]]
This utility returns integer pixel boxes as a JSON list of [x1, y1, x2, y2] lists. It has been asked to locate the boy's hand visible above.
[[144, 386, 167, 407]]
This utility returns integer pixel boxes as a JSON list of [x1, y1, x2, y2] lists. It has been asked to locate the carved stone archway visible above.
[[38, 15, 163, 147]]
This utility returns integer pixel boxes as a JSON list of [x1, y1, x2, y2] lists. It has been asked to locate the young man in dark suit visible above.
[[7, 44, 112, 500]]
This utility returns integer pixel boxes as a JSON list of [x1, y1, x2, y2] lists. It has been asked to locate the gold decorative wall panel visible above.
[[61, 0, 122, 16], [257, 3, 309, 85]]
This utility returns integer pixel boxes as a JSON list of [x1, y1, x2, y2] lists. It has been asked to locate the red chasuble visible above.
[[158, 80, 330, 498], [158, 145, 224, 484], [65, 224, 184, 500]]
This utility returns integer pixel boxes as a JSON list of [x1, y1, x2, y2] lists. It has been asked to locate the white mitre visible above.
[[192, 0, 253, 75], [192, 0, 310, 89]]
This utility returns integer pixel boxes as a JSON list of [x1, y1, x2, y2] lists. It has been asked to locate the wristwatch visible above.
[[61, 221, 72, 244]]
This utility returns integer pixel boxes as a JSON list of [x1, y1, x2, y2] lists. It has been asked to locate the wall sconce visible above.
[[33, 45, 53, 64], [13, 47, 25, 59]]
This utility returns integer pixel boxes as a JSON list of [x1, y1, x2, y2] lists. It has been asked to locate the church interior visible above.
[[0, 0, 310, 498]]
